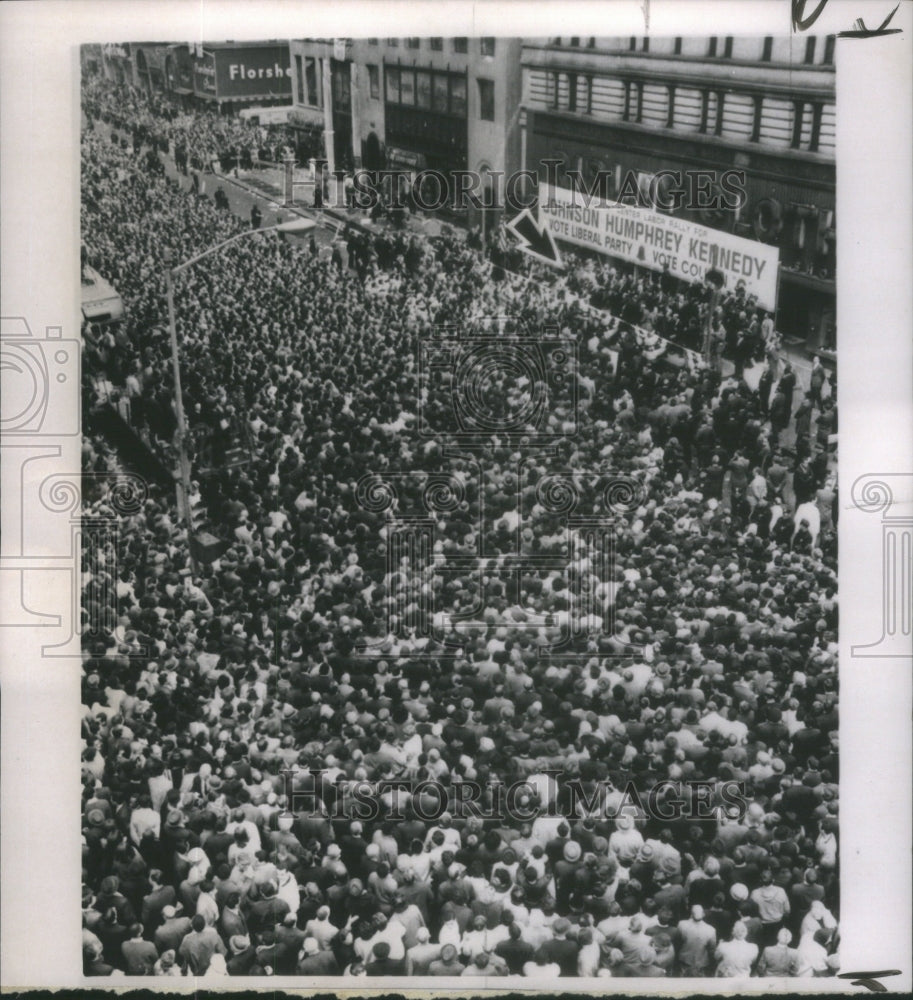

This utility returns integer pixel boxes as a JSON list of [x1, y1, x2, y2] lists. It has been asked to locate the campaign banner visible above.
[[539, 183, 779, 311]]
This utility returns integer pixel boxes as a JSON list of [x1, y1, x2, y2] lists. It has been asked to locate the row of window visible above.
[[294, 54, 498, 121], [535, 71, 833, 153], [293, 54, 320, 108], [368, 37, 496, 56], [382, 65, 495, 120], [549, 35, 836, 65]]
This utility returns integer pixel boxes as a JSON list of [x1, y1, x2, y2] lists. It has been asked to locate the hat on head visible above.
[[563, 841, 582, 862], [230, 935, 250, 955], [730, 883, 749, 902]]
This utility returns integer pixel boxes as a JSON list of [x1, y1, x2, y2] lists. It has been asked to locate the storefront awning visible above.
[[288, 108, 324, 129], [218, 93, 291, 105]]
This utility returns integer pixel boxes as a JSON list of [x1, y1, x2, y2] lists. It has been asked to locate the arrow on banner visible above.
[[505, 208, 564, 268]]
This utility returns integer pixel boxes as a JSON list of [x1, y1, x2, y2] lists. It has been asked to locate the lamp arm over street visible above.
[[171, 217, 315, 275]]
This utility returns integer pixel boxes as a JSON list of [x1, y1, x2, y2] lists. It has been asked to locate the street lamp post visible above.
[[163, 217, 316, 567]]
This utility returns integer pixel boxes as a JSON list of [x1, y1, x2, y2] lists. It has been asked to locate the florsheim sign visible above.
[[213, 45, 292, 99]]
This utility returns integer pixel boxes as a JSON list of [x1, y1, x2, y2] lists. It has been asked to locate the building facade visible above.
[[81, 44, 105, 79], [100, 43, 136, 86], [521, 35, 836, 351], [132, 44, 169, 96], [290, 37, 523, 226]]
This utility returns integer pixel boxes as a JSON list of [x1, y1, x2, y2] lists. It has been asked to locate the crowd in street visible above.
[[80, 80, 839, 979], [82, 76, 303, 174]]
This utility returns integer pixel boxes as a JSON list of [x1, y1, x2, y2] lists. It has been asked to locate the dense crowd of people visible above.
[[80, 78, 839, 979], [82, 76, 317, 175]]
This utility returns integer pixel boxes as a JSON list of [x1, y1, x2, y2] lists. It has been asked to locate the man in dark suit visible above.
[[154, 905, 192, 955], [757, 364, 774, 417], [494, 922, 534, 974], [226, 935, 257, 975], [297, 936, 341, 974], [218, 891, 247, 943], [275, 913, 307, 975], [539, 917, 579, 976], [778, 362, 797, 415], [140, 869, 175, 939], [365, 940, 406, 976]]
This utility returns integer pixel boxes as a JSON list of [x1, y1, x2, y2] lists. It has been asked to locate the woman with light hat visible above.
[[152, 948, 181, 976]]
